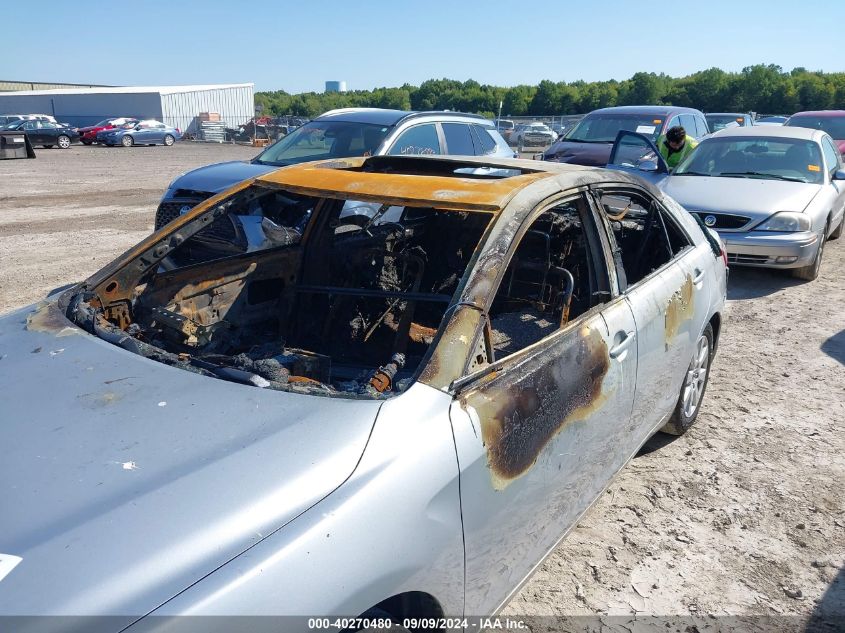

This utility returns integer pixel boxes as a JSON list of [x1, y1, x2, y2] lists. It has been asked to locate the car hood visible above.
[[167, 161, 278, 197], [543, 140, 613, 167], [79, 125, 104, 133], [663, 176, 822, 220], [0, 302, 380, 617]]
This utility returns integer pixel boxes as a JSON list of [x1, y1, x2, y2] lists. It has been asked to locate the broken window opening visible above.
[[488, 195, 608, 359], [74, 185, 493, 400], [597, 190, 692, 288]]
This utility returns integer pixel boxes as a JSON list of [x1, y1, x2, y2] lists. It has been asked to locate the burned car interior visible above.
[[67, 179, 495, 398], [488, 197, 604, 358], [598, 191, 691, 287], [62, 158, 654, 399]]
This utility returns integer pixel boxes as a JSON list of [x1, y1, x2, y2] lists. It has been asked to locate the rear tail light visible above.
[[720, 242, 728, 268], [176, 128, 181, 134]]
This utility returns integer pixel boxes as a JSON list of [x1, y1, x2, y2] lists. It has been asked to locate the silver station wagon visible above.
[[0, 155, 726, 631]]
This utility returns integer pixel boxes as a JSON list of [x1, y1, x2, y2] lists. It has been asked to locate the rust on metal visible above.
[[664, 275, 694, 343], [460, 324, 610, 490], [418, 307, 484, 389], [25, 302, 80, 337], [256, 157, 550, 213]]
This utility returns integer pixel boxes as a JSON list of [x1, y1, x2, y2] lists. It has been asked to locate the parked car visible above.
[[510, 122, 557, 151], [544, 105, 710, 166], [607, 126, 844, 281], [78, 117, 138, 145], [705, 113, 754, 132], [1, 118, 79, 149], [97, 119, 181, 147], [785, 110, 845, 155], [0, 153, 726, 627], [494, 118, 515, 141], [154, 108, 515, 232]]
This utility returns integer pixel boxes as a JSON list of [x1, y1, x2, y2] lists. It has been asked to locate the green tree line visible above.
[[255, 65, 845, 119]]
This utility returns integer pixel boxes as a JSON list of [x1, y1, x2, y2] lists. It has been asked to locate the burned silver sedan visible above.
[[0, 155, 726, 629]]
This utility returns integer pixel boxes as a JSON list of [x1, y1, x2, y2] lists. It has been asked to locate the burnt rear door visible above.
[[449, 192, 637, 614]]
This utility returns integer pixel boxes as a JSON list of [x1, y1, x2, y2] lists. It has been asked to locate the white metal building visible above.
[[0, 83, 254, 134]]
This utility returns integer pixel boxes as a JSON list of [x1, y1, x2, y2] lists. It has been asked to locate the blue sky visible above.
[[3, 0, 842, 93]]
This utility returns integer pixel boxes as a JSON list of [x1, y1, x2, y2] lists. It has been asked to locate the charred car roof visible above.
[[255, 154, 653, 212]]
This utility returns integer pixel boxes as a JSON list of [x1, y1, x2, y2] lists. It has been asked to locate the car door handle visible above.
[[609, 331, 635, 359], [693, 268, 705, 284]]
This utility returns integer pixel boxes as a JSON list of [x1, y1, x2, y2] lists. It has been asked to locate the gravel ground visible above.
[[1, 143, 843, 631]]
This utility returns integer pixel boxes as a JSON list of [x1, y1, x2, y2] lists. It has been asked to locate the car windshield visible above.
[[93, 119, 113, 127], [706, 115, 746, 131], [1, 121, 22, 130], [674, 137, 825, 184], [564, 113, 665, 142], [254, 121, 392, 166], [786, 116, 845, 139]]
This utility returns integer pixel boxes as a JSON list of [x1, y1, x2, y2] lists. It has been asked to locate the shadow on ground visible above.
[[821, 329, 845, 366], [727, 266, 804, 300], [635, 431, 677, 457], [807, 564, 845, 632]]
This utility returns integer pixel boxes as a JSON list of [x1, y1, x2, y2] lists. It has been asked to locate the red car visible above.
[[785, 110, 845, 155], [78, 117, 138, 145]]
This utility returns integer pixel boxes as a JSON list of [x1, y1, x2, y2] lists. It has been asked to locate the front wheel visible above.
[[57, 135, 71, 149], [662, 323, 714, 436], [121, 135, 134, 147], [793, 229, 826, 281], [163, 134, 175, 146]]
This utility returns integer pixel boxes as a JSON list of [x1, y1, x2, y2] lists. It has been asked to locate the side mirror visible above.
[[833, 169, 845, 181]]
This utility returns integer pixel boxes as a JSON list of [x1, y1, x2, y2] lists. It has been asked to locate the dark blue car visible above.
[[543, 105, 710, 166]]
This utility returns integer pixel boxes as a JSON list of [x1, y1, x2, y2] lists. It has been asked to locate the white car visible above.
[[511, 122, 557, 150]]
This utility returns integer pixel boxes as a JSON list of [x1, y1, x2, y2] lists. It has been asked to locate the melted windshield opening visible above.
[[68, 184, 492, 399], [254, 121, 392, 166]]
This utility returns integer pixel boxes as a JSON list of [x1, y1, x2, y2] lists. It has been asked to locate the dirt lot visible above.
[[1, 144, 843, 631]]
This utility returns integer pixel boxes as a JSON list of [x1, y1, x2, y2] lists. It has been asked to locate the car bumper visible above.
[[719, 230, 820, 268]]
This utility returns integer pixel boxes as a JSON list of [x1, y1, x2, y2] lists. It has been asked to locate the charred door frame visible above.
[[449, 189, 638, 615]]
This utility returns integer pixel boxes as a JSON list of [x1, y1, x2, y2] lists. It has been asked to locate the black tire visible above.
[[57, 135, 71, 149], [121, 135, 134, 147], [349, 609, 410, 633], [830, 215, 843, 240], [163, 134, 175, 146], [792, 226, 826, 281], [662, 323, 714, 436]]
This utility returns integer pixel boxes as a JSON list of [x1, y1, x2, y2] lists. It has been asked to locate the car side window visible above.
[[471, 125, 497, 155], [596, 189, 691, 288], [387, 124, 441, 155], [23, 121, 36, 130], [442, 123, 475, 155], [679, 114, 696, 136], [487, 195, 609, 359], [665, 116, 681, 133], [695, 115, 709, 137], [822, 138, 841, 175]]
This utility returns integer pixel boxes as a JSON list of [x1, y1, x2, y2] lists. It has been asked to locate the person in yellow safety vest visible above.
[[657, 125, 698, 170]]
